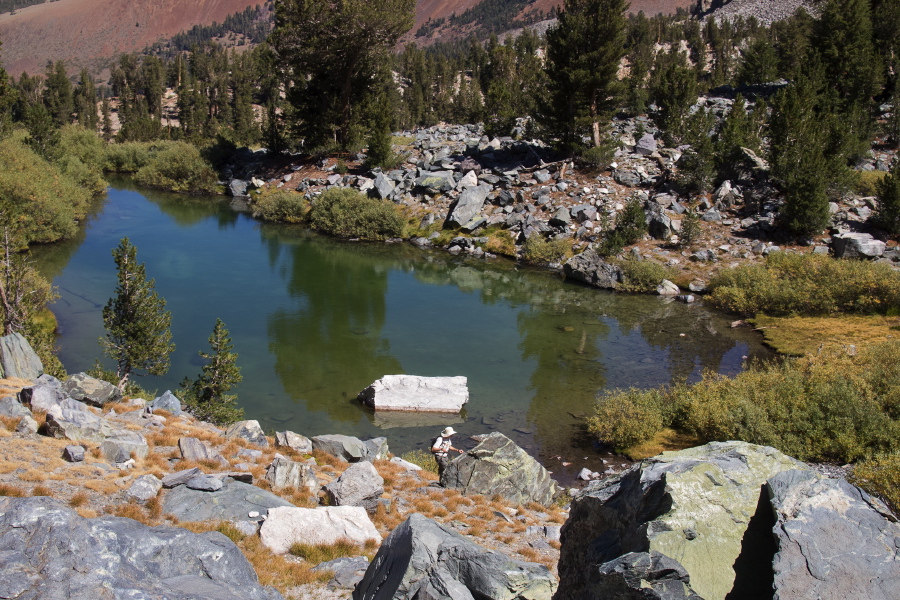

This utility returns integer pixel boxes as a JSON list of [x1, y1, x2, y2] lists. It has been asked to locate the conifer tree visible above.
[[813, 0, 881, 108], [181, 318, 243, 425], [100, 237, 174, 390], [543, 0, 628, 150], [875, 162, 900, 236]]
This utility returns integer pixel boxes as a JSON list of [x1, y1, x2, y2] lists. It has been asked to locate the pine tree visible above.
[[100, 237, 174, 390], [270, 0, 415, 150], [543, 0, 628, 150], [875, 162, 900, 236], [43, 60, 74, 127], [814, 0, 881, 108], [180, 318, 243, 425]]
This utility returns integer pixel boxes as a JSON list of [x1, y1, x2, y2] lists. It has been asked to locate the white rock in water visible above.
[[357, 374, 468, 413], [260, 506, 381, 554]]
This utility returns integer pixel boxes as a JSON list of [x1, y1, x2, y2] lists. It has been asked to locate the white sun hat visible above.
[[441, 427, 457, 437]]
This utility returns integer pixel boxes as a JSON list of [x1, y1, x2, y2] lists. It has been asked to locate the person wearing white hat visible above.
[[431, 426, 463, 477]]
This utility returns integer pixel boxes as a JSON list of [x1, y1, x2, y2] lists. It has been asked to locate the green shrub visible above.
[[308, 187, 405, 240], [616, 259, 675, 292], [400, 449, 439, 474], [590, 341, 900, 463], [253, 192, 308, 223], [850, 453, 900, 514], [677, 210, 702, 248], [598, 196, 647, 256], [578, 142, 616, 170], [103, 141, 155, 172], [875, 164, 900, 236], [708, 252, 900, 316], [0, 136, 91, 244], [856, 170, 888, 197], [134, 141, 218, 194], [588, 391, 666, 450], [523, 235, 572, 265]]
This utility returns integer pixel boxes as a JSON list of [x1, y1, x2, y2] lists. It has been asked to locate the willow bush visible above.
[[308, 187, 405, 240], [589, 341, 900, 462], [707, 252, 900, 316]]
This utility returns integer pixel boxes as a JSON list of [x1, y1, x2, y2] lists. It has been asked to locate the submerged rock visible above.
[[563, 249, 624, 290]]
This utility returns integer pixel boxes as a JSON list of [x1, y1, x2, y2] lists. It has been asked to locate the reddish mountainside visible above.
[[0, 0, 259, 75], [0, 0, 694, 76]]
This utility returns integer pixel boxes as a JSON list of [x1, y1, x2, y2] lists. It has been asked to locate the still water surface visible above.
[[32, 177, 774, 478]]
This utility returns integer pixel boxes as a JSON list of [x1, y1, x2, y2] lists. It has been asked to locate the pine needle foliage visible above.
[[100, 237, 174, 390]]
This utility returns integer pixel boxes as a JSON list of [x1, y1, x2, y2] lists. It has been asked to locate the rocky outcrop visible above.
[[831, 232, 886, 259], [162, 479, 294, 522], [225, 419, 269, 447], [0, 333, 42, 380], [553, 441, 900, 600], [441, 432, 559, 506], [0, 496, 283, 600], [768, 469, 900, 599], [149, 390, 183, 415], [563, 249, 624, 290], [260, 506, 381, 554], [265, 455, 319, 492], [353, 513, 557, 600], [275, 430, 313, 454], [358, 374, 469, 413], [324, 460, 384, 512], [311, 434, 389, 462]]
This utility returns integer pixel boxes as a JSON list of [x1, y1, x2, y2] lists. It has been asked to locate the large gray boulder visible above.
[[441, 432, 559, 506], [179, 436, 218, 461], [831, 232, 886, 259], [768, 469, 900, 599], [0, 396, 31, 419], [563, 249, 624, 290], [324, 461, 384, 512], [225, 420, 269, 447], [100, 432, 149, 463], [44, 398, 114, 442], [162, 479, 294, 522], [414, 171, 455, 194], [0, 496, 283, 600], [265, 456, 319, 492], [554, 441, 806, 600], [124, 474, 163, 503], [0, 332, 42, 380], [275, 430, 313, 454], [149, 390, 183, 415], [260, 506, 381, 554], [61, 372, 122, 407], [445, 184, 492, 228], [353, 513, 557, 600], [358, 375, 469, 413], [312, 434, 389, 463], [18, 375, 65, 413]]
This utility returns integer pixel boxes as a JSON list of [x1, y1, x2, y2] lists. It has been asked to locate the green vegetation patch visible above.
[[252, 191, 308, 224], [308, 188, 405, 240], [850, 453, 900, 515], [708, 252, 900, 317], [615, 259, 675, 293], [751, 314, 900, 356], [134, 141, 218, 195], [589, 340, 900, 463], [522, 236, 572, 265]]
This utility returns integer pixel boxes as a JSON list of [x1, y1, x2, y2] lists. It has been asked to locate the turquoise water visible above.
[[32, 177, 774, 478]]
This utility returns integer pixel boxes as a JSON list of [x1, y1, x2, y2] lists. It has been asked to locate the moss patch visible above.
[[751, 314, 900, 356]]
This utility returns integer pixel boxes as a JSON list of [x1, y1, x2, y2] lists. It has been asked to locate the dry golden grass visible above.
[[30, 485, 53, 496], [467, 525, 484, 537], [145, 497, 163, 519], [411, 497, 437, 516], [77, 507, 99, 519], [373, 501, 404, 531], [69, 492, 89, 507], [547, 511, 566, 524], [433, 506, 449, 518], [624, 427, 702, 461], [0, 377, 32, 397], [112, 503, 155, 525], [518, 547, 540, 562], [0, 483, 26, 496], [445, 495, 471, 512], [549, 540, 561, 550], [471, 505, 494, 520], [18, 468, 47, 482], [84, 480, 119, 494], [525, 501, 546, 512], [752, 314, 900, 356], [511, 522, 528, 533], [146, 431, 179, 447], [0, 416, 18, 432], [499, 534, 516, 545], [311, 450, 343, 469]]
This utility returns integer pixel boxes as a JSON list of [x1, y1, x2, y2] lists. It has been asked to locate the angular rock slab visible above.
[[149, 390, 183, 415], [0, 496, 283, 600], [441, 432, 559, 506], [0, 396, 31, 419], [124, 474, 163, 503], [446, 184, 492, 228], [555, 441, 806, 600], [162, 479, 294, 523], [312, 434, 389, 463], [17, 375, 65, 413], [358, 374, 469, 413], [275, 430, 313, 454], [100, 432, 149, 463], [260, 506, 381, 555], [324, 461, 384, 512], [832, 232, 886, 259], [768, 469, 900, 600], [0, 332, 42, 380], [265, 456, 319, 491], [61, 372, 122, 407], [44, 398, 115, 443], [225, 420, 269, 447], [563, 249, 624, 290], [353, 513, 557, 600]]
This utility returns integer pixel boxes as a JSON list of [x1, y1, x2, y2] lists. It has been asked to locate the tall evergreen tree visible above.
[[270, 0, 415, 150], [100, 237, 174, 390], [43, 60, 73, 127], [180, 318, 243, 425], [543, 0, 628, 149], [813, 0, 881, 108]]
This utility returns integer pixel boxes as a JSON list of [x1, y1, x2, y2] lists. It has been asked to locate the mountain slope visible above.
[[0, 0, 260, 75]]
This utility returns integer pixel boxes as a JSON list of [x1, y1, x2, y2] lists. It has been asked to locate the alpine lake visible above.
[[31, 176, 775, 482]]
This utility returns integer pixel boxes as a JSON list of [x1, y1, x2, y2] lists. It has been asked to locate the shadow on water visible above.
[[30, 178, 776, 475]]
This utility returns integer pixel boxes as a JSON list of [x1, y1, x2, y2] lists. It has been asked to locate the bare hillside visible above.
[[0, 0, 259, 75]]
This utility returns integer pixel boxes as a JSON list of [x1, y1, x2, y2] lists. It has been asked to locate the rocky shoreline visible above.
[[221, 92, 900, 300]]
